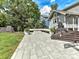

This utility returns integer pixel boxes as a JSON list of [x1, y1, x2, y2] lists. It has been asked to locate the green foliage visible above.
[[35, 20, 45, 28], [0, 0, 45, 31], [0, 13, 7, 27], [26, 18, 45, 29], [5, 0, 41, 31], [50, 27, 56, 33], [0, 0, 5, 6], [50, 3, 58, 19], [0, 32, 24, 59], [51, 3, 58, 10]]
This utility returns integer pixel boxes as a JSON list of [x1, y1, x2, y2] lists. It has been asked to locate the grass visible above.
[[0, 32, 24, 59]]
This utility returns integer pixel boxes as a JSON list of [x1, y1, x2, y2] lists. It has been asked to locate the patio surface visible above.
[[11, 31, 79, 59]]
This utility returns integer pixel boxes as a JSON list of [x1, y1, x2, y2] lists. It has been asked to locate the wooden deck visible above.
[[11, 31, 79, 59]]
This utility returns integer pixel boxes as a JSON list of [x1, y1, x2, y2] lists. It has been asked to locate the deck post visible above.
[[78, 17, 79, 31], [73, 17, 75, 31]]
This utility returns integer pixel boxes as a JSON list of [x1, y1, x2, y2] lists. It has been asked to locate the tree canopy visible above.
[[49, 3, 58, 19], [0, 0, 45, 31]]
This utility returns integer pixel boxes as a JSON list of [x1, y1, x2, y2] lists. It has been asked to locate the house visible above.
[[49, 2, 79, 31], [40, 15, 49, 27]]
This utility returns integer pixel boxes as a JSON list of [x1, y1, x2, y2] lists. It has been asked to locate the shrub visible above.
[[50, 27, 56, 33]]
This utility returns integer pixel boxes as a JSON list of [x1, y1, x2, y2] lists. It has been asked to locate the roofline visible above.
[[63, 2, 79, 11], [48, 10, 79, 20]]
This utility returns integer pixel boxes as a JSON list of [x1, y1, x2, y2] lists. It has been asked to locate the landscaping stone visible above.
[[0, 27, 6, 32], [0, 26, 14, 32], [6, 26, 14, 32]]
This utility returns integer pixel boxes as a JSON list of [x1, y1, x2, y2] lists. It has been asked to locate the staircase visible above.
[[51, 31, 79, 42], [61, 32, 74, 42], [74, 31, 79, 42]]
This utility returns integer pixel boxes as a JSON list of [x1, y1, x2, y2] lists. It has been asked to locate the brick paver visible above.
[[11, 31, 79, 59]]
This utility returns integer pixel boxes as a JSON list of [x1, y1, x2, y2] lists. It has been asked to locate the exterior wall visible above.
[[49, 4, 79, 31], [63, 5, 79, 31], [66, 16, 79, 30], [49, 19, 57, 29], [49, 14, 79, 31], [58, 15, 64, 23], [49, 14, 64, 29]]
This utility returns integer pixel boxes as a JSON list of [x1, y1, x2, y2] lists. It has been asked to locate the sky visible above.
[[32, 0, 78, 15]]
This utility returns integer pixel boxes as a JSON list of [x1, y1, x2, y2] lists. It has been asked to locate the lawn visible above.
[[0, 32, 24, 59]]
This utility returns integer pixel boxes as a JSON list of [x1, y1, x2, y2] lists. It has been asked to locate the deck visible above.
[[11, 31, 79, 59]]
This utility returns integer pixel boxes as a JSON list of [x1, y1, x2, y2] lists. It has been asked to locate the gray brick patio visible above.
[[11, 31, 79, 59]]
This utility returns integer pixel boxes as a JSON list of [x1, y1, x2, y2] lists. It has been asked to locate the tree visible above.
[[0, 12, 7, 27], [4, 0, 41, 31], [51, 3, 58, 10], [0, 0, 5, 6], [0, 0, 45, 31], [49, 3, 58, 19]]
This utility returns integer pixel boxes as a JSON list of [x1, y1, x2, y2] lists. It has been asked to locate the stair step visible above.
[[51, 31, 79, 42]]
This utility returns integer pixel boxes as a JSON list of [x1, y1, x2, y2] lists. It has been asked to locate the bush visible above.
[[0, 13, 7, 27], [50, 27, 56, 33]]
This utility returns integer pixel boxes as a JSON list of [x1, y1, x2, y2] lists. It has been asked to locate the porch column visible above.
[[78, 17, 79, 31], [64, 15, 66, 28], [73, 17, 75, 31]]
